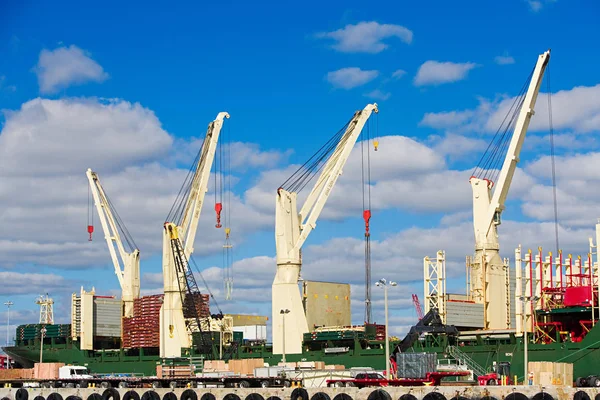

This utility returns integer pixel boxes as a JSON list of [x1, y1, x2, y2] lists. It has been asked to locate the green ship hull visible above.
[[5, 324, 600, 382]]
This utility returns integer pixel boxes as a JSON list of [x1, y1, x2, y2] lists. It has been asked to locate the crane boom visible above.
[[180, 112, 230, 258], [86, 168, 140, 317], [468, 50, 550, 329], [481, 50, 550, 239], [273, 103, 378, 355], [160, 112, 229, 359]]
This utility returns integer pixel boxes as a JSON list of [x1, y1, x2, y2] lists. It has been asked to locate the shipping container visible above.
[[232, 325, 267, 341], [445, 301, 484, 329], [94, 297, 122, 337], [302, 281, 351, 330]]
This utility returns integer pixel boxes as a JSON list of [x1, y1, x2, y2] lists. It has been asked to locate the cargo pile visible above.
[[183, 293, 210, 318], [122, 295, 163, 348], [0, 362, 65, 380], [528, 361, 573, 386], [17, 324, 70, 340], [33, 363, 64, 379]]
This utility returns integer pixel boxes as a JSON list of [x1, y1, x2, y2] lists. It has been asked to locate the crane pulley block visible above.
[[363, 209, 372, 237], [87, 225, 94, 241], [215, 202, 223, 228]]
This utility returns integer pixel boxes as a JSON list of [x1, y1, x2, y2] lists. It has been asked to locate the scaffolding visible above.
[[36, 294, 54, 325], [424, 250, 446, 324]]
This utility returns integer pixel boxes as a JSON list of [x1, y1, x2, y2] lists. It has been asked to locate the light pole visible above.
[[376, 278, 397, 379], [520, 295, 539, 384], [4, 301, 13, 369], [39, 327, 47, 364], [280, 309, 290, 363]]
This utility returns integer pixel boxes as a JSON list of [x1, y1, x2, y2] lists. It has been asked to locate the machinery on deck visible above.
[[160, 112, 229, 358], [391, 308, 458, 356], [86, 168, 141, 318], [273, 103, 379, 355]]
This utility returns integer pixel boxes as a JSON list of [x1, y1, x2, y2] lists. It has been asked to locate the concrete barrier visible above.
[[0, 386, 596, 400]]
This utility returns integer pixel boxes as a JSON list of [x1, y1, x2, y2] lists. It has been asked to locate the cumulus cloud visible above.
[[495, 55, 515, 65], [0, 271, 76, 295], [326, 67, 379, 89], [420, 84, 600, 136], [0, 98, 172, 177], [364, 89, 391, 101], [316, 21, 413, 53], [0, 75, 17, 93], [414, 61, 478, 86], [34, 45, 109, 93], [392, 69, 406, 80]]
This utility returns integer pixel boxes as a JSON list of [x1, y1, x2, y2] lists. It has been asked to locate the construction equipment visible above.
[[273, 103, 379, 355], [86, 169, 140, 318], [160, 112, 229, 358], [468, 50, 550, 329], [412, 294, 424, 320], [391, 308, 458, 355]]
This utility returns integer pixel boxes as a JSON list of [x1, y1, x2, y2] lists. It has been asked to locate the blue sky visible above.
[[1, 0, 600, 342]]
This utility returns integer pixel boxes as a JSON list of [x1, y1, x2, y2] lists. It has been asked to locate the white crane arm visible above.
[[292, 103, 378, 253], [180, 112, 230, 258], [483, 50, 550, 238], [86, 168, 132, 289]]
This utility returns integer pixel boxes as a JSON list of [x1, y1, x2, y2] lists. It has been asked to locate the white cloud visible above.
[[528, 0, 543, 11], [33, 45, 108, 93], [316, 21, 413, 54], [420, 109, 478, 129], [420, 84, 600, 136], [0, 271, 75, 295], [364, 89, 391, 101], [431, 133, 488, 159], [326, 67, 379, 89], [0, 98, 172, 177], [486, 84, 600, 134], [0, 75, 17, 92], [495, 55, 515, 65], [527, 0, 556, 12], [414, 61, 478, 86], [392, 69, 406, 79]]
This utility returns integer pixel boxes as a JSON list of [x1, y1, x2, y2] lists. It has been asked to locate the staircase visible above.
[[447, 346, 487, 377]]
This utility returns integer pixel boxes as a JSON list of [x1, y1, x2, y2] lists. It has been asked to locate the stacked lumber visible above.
[[203, 360, 229, 372], [34, 363, 64, 379], [323, 365, 345, 370], [228, 358, 264, 375], [528, 361, 573, 386], [0, 368, 34, 380], [122, 295, 163, 348], [157, 365, 194, 378]]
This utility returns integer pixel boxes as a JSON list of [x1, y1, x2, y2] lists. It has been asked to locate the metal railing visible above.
[[446, 345, 487, 377]]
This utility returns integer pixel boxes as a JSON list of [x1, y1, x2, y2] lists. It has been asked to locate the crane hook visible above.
[[87, 225, 94, 241], [215, 203, 223, 228]]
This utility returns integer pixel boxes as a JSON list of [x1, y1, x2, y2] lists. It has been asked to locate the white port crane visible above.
[[86, 168, 141, 318], [273, 103, 378, 355], [160, 112, 229, 358], [469, 50, 550, 329]]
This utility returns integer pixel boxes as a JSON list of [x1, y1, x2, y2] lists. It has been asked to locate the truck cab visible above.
[[58, 366, 94, 380]]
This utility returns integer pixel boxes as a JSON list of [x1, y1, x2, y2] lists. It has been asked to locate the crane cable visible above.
[[214, 132, 223, 228], [280, 117, 355, 193], [362, 115, 375, 324], [87, 184, 94, 241], [222, 120, 234, 300], [547, 63, 560, 251], [471, 67, 535, 184]]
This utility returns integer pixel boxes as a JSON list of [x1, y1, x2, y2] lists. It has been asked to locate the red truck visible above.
[[326, 371, 471, 388]]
